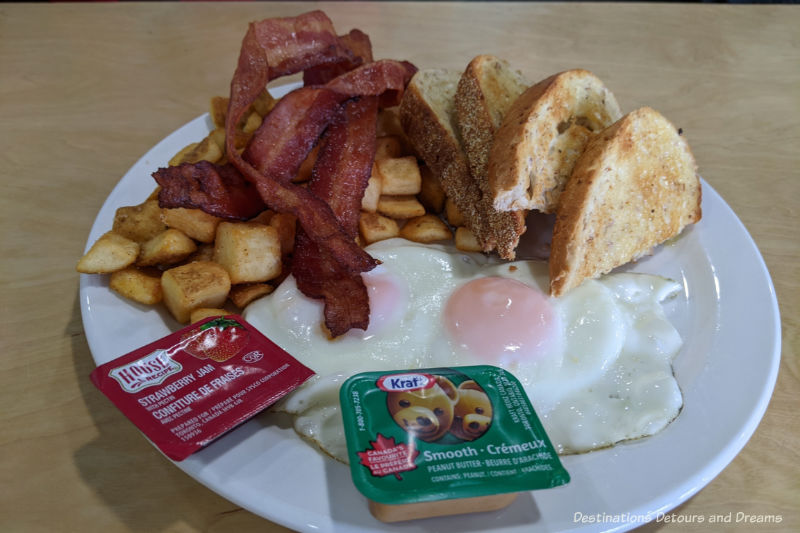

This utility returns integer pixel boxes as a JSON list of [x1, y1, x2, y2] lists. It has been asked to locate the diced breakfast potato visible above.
[[168, 135, 222, 166], [210, 96, 228, 128], [445, 198, 466, 227], [268, 213, 297, 256], [455, 226, 482, 252], [374, 136, 404, 160], [161, 261, 231, 323], [418, 165, 445, 213], [400, 214, 453, 243], [109, 267, 163, 305], [77, 231, 140, 274], [186, 243, 215, 263], [294, 144, 319, 183], [361, 172, 382, 213], [377, 195, 426, 219], [189, 307, 230, 324], [241, 111, 262, 134], [229, 283, 275, 308], [113, 200, 167, 243], [137, 228, 198, 267], [250, 89, 277, 117], [375, 156, 422, 195], [213, 222, 282, 284], [161, 207, 222, 243], [376, 107, 404, 137], [359, 212, 400, 244]]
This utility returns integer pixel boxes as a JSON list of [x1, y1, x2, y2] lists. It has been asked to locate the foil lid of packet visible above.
[[340, 365, 570, 510], [90, 315, 314, 461]]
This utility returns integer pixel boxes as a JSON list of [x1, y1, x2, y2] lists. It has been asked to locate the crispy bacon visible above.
[[149, 11, 417, 335], [226, 13, 378, 274], [303, 29, 373, 86], [293, 97, 379, 336], [325, 59, 417, 108], [154, 161, 265, 220], [243, 87, 344, 179], [250, 10, 348, 80]]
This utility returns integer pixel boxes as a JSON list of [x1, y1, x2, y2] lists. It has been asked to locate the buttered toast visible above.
[[549, 107, 702, 297], [399, 69, 526, 259], [489, 69, 621, 214]]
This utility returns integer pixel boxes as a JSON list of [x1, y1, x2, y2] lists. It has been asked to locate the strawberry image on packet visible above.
[[90, 315, 314, 461]]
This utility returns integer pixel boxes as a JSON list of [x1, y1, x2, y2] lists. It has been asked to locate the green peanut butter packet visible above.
[[340, 365, 570, 506]]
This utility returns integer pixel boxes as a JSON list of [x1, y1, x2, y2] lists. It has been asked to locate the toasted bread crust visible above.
[[549, 107, 702, 296], [489, 69, 622, 214], [400, 69, 526, 259]]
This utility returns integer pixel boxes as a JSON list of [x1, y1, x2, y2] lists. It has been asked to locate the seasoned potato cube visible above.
[[186, 242, 215, 263], [400, 214, 453, 243], [208, 128, 226, 153], [113, 200, 167, 243], [210, 96, 228, 128], [269, 213, 297, 255], [294, 144, 319, 183], [77, 231, 139, 274], [241, 111, 262, 134], [359, 212, 399, 244], [161, 261, 231, 323], [229, 283, 275, 308], [109, 267, 163, 305], [418, 165, 445, 213], [375, 156, 421, 195], [374, 136, 404, 160], [250, 88, 277, 117], [455, 226, 482, 252], [137, 229, 197, 267], [445, 197, 466, 227], [169, 135, 223, 166], [376, 107, 404, 137], [361, 170, 382, 213], [377, 195, 426, 219], [161, 207, 222, 243], [213, 222, 281, 284], [189, 307, 230, 324]]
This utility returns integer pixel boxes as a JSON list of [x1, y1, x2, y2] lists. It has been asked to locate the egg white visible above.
[[244, 238, 684, 461]]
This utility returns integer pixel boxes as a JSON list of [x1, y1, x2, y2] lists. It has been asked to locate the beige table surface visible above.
[[1, 2, 797, 532]]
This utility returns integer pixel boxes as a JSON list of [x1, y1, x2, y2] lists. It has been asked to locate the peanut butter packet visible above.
[[340, 366, 569, 522]]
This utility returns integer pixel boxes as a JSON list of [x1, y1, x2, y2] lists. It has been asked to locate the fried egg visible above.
[[244, 238, 683, 461]]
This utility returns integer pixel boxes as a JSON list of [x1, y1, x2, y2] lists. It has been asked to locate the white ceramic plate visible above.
[[80, 90, 781, 532]]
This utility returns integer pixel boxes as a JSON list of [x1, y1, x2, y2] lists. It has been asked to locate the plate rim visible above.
[[79, 104, 782, 533]]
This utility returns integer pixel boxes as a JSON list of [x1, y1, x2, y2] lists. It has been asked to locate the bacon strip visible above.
[[303, 29, 373, 86], [293, 96, 379, 336], [154, 161, 265, 220], [243, 87, 344, 178], [325, 59, 417, 108], [226, 14, 378, 273]]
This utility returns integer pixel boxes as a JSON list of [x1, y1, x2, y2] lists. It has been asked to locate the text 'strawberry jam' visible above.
[[91, 315, 314, 461], [340, 366, 569, 522]]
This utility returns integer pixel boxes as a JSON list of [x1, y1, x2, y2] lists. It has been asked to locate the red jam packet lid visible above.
[[90, 315, 314, 461]]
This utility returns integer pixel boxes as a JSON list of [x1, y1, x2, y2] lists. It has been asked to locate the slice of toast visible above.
[[455, 55, 529, 258], [488, 69, 622, 214], [399, 69, 526, 258], [549, 107, 702, 297], [456, 55, 529, 194]]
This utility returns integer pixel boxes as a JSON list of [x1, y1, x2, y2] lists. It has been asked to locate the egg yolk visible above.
[[444, 277, 557, 365], [359, 269, 408, 338]]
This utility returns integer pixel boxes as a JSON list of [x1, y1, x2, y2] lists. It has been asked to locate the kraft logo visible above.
[[377, 373, 436, 392], [109, 349, 183, 393]]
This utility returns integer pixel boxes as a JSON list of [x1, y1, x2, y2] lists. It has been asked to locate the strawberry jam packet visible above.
[[90, 315, 314, 461]]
